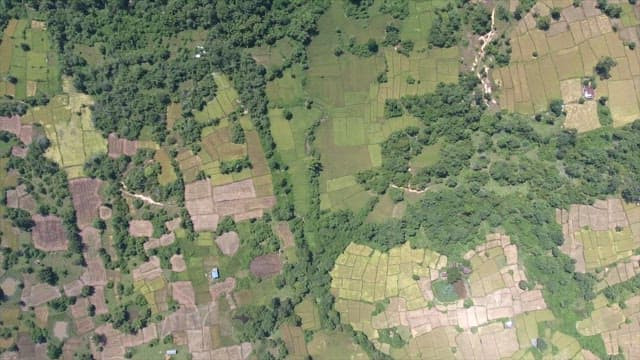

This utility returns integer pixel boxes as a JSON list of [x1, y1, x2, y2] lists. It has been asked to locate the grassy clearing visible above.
[[307, 331, 368, 360], [21, 78, 107, 179]]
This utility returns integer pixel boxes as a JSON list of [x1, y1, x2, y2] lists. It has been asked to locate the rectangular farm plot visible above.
[[608, 80, 640, 127], [552, 47, 584, 80]]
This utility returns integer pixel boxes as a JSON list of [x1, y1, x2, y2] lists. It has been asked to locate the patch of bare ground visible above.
[[107, 133, 138, 157], [249, 253, 282, 278], [132, 256, 163, 282], [32, 215, 68, 251], [6, 184, 36, 213], [215, 231, 240, 256], [210, 277, 236, 301], [21, 277, 60, 307], [128, 219, 153, 238], [69, 178, 102, 229], [98, 205, 112, 220], [185, 179, 276, 231], [274, 222, 295, 249], [0, 115, 33, 144], [10, 146, 27, 158], [171, 281, 197, 310], [53, 321, 68, 340], [1, 277, 17, 296], [144, 232, 175, 252], [170, 254, 187, 272]]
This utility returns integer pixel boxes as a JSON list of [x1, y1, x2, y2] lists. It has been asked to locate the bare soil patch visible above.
[[99, 205, 112, 220], [216, 231, 240, 256], [144, 233, 176, 252], [249, 253, 282, 278], [21, 281, 60, 307], [171, 281, 197, 310], [63, 279, 83, 297], [53, 321, 68, 340], [6, 184, 36, 213], [81, 258, 108, 287], [74, 316, 95, 335], [10, 146, 27, 158], [69, 178, 102, 229], [185, 179, 276, 231], [274, 222, 295, 249], [32, 215, 68, 251], [0, 116, 33, 144], [107, 133, 138, 157], [132, 256, 163, 282], [165, 217, 181, 232], [1, 277, 18, 296], [170, 254, 187, 272], [30, 20, 46, 29], [210, 277, 236, 301], [128, 219, 153, 238]]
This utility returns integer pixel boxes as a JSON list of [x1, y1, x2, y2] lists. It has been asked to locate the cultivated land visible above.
[[5, 0, 640, 359], [266, 0, 459, 213], [493, 0, 640, 129], [329, 234, 552, 357]]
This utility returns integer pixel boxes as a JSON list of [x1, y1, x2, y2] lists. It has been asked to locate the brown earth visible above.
[[32, 215, 68, 251], [185, 179, 276, 231], [69, 178, 102, 229], [171, 281, 197, 310], [107, 133, 138, 157], [274, 222, 295, 249], [249, 253, 282, 278], [5, 184, 36, 213], [215, 231, 240, 256], [128, 219, 153, 238], [0, 115, 33, 144], [170, 254, 187, 272]]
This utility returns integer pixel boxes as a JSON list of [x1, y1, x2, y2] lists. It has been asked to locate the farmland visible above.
[[492, 0, 640, 130], [329, 234, 552, 356], [266, 0, 460, 212], [0, 19, 61, 99]]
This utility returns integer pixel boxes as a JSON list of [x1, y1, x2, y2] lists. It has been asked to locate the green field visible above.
[[0, 19, 61, 99], [261, 0, 460, 212], [19, 79, 107, 179]]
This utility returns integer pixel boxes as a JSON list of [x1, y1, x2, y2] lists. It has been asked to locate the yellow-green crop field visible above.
[[493, 3, 640, 130], [0, 19, 61, 99]]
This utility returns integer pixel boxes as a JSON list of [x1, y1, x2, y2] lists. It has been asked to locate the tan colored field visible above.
[[557, 198, 640, 272], [215, 231, 240, 256], [331, 234, 547, 354], [494, 1, 640, 128], [32, 215, 68, 251], [184, 178, 276, 231], [69, 178, 102, 229]]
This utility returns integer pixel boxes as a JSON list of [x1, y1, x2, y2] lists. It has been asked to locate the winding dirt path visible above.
[[120, 183, 164, 206], [473, 7, 497, 100]]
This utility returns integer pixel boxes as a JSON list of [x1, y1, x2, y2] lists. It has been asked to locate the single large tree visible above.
[[595, 56, 617, 79]]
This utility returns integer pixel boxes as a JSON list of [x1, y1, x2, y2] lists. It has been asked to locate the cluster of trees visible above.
[[485, 35, 512, 66], [42, 0, 328, 141], [219, 156, 252, 174], [344, 0, 374, 19], [379, 0, 409, 19], [596, 0, 622, 18], [428, 2, 493, 48], [7, 136, 84, 255]]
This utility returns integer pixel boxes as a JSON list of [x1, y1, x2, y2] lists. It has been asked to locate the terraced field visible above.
[[493, 0, 640, 130]]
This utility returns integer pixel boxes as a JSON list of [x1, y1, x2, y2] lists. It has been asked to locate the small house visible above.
[[166, 349, 177, 356], [583, 84, 595, 100], [211, 267, 220, 280]]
